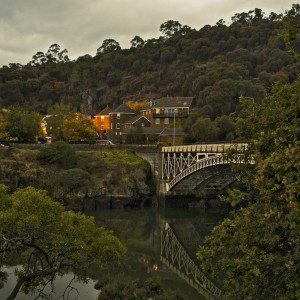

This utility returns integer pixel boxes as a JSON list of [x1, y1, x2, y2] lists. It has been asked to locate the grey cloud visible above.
[[0, 0, 295, 66]]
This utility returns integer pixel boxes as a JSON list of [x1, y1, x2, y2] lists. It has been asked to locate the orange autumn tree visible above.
[[62, 113, 98, 142]]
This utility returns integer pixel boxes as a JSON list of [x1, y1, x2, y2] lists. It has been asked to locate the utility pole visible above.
[[173, 109, 176, 146]]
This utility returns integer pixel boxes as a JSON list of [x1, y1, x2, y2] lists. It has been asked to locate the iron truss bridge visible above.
[[161, 143, 253, 192]]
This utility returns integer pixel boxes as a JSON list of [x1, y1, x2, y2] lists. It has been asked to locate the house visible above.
[[109, 103, 136, 141], [93, 106, 112, 139], [124, 115, 151, 129], [141, 97, 194, 128]]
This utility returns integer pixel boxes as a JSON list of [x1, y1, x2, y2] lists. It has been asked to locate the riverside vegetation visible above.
[[0, 143, 152, 209]]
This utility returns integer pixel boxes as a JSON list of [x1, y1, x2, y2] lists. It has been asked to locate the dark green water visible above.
[[0, 207, 225, 300]]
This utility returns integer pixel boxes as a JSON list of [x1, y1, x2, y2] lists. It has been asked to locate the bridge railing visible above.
[[162, 142, 249, 154]]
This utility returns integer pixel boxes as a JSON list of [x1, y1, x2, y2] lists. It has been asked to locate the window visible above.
[[174, 108, 178, 115], [156, 108, 161, 114], [155, 119, 160, 125], [117, 113, 121, 119], [164, 118, 169, 124], [101, 125, 104, 130], [116, 123, 121, 129], [115, 132, 118, 136], [101, 116, 104, 120], [110, 123, 112, 129]]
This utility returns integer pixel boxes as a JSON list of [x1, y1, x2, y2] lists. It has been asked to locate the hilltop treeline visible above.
[[0, 5, 299, 122]]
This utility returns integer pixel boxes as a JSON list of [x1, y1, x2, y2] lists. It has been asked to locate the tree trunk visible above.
[[6, 276, 26, 300], [6, 268, 60, 300]]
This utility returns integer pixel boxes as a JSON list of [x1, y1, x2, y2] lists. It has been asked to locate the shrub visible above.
[[37, 141, 77, 167]]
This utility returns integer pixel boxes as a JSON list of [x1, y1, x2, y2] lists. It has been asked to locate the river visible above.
[[0, 206, 226, 300]]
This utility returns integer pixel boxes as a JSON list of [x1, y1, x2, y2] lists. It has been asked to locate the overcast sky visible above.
[[0, 0, 294, 66]]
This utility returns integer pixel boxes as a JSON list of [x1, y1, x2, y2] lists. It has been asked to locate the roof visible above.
[[141, 97, 194, 111], [110, 103, 135, 114], [95, 106, 112, 116], [124, 115, 150, 125], [123, 127, 165, 135]]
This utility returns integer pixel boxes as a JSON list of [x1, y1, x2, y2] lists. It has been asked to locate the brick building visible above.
[[109, 103, 136, 141], [93, 106, 112, 139]]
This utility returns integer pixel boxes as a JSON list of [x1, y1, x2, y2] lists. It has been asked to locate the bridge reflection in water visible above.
[[85, 207, 225, 300], [159, 216, 222, 299]]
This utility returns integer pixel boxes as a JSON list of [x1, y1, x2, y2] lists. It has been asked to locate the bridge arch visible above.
[[165, 154, 248, 191]]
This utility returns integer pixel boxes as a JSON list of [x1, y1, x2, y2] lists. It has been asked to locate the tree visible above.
[[30, 44, 69, 66], [47, 103, 73, 140], [214, 115, 235, 141], [0, 185, 125, 299], [216, 19, 226, 27], [37, 141, 78, 168], [197, 80, 300, 299], [130, 36, 144, 48], [0, 109, 9, 139], [4, 108, 42, 142], [160, 20, 182, 38], [62, 113, 98, 142], [97, 39, 121, 54], [189, 117, 219, 142]]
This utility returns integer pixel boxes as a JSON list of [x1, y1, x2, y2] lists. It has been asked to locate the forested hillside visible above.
[[0, 5, 299, 123]]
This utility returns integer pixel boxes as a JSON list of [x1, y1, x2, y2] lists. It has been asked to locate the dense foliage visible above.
[[0, 185, 125, 299], [197, 79, 300, 299], [0, 6, 298, 128], [37, 141, 78, 167], [0, 108, 42, 142], [0, 145, 151, 205]]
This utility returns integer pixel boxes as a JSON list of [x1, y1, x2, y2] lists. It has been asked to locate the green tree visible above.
[[62, 113, 98, 142], [97, 39, 121, 54], [160, 20, 182, 38], [189, 117, 219, 142], [37, 141, 78, 167], [47, 103, 73, 140], [0, 185, 125, 299], [214, 115, 235, 141], [130, 36, 144, 48], [4, 108, 42, 142], [197, 80, 300, 299]]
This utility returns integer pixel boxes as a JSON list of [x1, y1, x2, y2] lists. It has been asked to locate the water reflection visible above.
[[0, 207, 225, 300]]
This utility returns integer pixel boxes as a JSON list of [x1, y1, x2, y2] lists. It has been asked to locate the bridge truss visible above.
[[160, 222, 222, 299], [161, 143, 251, 191]]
